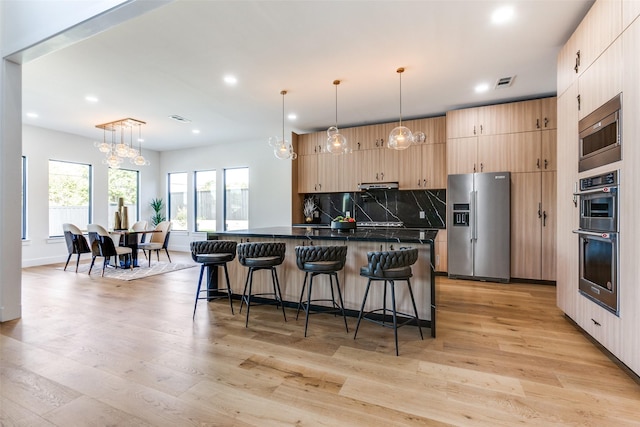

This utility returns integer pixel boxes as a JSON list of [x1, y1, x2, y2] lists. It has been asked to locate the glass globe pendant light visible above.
[[388, 67, 414, 150], [326, 80, 348, 154], [273, 90, 297, 160]]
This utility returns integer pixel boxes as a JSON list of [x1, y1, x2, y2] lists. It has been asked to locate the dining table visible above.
[[111, 229, 159, 267]]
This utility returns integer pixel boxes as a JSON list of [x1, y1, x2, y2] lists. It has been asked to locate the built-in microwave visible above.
[[579, 93, 621, 172]]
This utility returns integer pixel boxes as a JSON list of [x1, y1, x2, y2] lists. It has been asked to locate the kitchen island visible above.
[[208, 226, 437, 337]]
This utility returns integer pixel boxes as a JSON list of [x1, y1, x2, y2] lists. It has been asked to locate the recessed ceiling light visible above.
[[26, 112, 39, 118], [475, 83, 490, 93], [192, 129, 201, 134], [223, 75, 238, 85], [287, 113, 297, 120], [85, 95, 99, 103], [491, 6, 514, 24]]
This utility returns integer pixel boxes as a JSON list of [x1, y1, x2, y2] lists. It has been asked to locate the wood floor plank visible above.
[[2, 252, 639, 426]]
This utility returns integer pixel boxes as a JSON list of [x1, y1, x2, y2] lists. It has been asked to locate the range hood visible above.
[[357, 182, 399, 190]]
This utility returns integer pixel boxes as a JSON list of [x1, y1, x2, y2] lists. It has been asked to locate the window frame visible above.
[[168, 171, 188, 231], [223, 167, 249, 231], [194, 169, 216, 232], [48, 159, 92, 237], [108, 167, 140, 230]]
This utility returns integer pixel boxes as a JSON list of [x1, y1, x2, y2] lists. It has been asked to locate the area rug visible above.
[[59, 261, 197, 281]]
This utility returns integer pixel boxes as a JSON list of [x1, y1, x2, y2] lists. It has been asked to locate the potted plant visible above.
[[150, 198, 166, 227]]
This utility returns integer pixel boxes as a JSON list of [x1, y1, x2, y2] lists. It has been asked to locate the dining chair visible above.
[[138, 221, 172, 267], [87, 224, 133, 276], [62, 223, 91, 273]]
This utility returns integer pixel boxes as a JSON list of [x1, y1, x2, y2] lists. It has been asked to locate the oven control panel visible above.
[[580, 170, 617, 191]]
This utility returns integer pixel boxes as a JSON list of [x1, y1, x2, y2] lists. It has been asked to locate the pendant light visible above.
[[272, 90, 297, 160], [326, 80, 349, 154], [388, 67, 423, 150]]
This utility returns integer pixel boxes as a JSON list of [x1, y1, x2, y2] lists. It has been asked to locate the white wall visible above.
[[157, 139, 293, 252], [22, 125, 160, 267]]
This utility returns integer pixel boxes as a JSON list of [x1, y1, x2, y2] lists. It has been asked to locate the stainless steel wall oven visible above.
[[574, 170, 619, 315]]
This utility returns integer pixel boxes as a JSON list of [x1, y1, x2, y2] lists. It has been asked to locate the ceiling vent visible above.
[[168, 114, 192, 123], [495, 76, 515, 89]]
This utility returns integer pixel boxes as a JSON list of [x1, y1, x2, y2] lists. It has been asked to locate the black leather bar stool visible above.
[[190, 240, 237, 318], [237, 242, 287, 327], [353, 248, 423, 356], [295, 245, 349, 337]]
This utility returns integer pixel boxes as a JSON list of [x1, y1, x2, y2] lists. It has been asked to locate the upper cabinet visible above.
[[398, 117, 446, 189], [558, 0, 623, 96]]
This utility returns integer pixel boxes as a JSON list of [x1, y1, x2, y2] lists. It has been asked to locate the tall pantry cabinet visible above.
[[557, 0, 640, 377], [446, 97, 557, 281]]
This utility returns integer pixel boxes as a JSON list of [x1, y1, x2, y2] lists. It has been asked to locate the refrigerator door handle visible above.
[[471, 190, 478, 241]]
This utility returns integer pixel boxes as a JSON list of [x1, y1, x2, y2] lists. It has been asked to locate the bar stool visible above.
[[295, 245, 349, 337], [237, 242, 287, 327], [190, 240, 237, 319], [353, 248, 423, 356]]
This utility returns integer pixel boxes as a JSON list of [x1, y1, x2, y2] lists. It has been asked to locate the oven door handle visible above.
[[573, 187, 615, 196], [572, 229, 614, 238]]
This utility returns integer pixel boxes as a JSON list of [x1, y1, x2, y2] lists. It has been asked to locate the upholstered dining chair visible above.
[[62, 223, 91, 273], [138, 221, 172, 267], [131, 220, 148, 243], [87, 224, 133, 276]]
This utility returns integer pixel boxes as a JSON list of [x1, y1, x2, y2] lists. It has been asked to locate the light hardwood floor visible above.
[[2, 252, 639, 426]]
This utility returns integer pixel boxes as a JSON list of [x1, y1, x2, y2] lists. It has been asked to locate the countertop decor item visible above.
[[331, 216, 357, 231], [303, 197, 316, 223]]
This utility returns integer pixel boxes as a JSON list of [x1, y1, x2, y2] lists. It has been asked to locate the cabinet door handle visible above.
[[480, 125, 483, 134], [318, 183, 321, 190], [380, 172, 384, 180], [537, 158, 540, 169], [577, 94, 581, 111], [423, 179, 427, 187], [538, 203, 542, 219], [375, 172, 379, 180], [473, 164, 477, 173], [473, 125, 476, 135], [357, 142, 361, 150], [480, 163, 484, 172], [574, 50, 581, 74], [536, 119, 540, 129], [417, 179, 421, 187], [543, 211, 547, 227], [544, 159, 548, 169], [544, 117, 549, 128]]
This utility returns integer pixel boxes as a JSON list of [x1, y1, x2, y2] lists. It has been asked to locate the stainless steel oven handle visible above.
[[572, 229, 613, 237], [573, 187, 616, 196]]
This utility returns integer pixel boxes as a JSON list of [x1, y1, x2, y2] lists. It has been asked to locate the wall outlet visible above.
[[419, 211, 425, 219]]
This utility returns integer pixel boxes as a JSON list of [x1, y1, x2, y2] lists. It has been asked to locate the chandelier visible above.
[[94, 118, 149, 168]]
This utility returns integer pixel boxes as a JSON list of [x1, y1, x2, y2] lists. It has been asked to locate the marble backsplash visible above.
[[303, 189, 446, 229]]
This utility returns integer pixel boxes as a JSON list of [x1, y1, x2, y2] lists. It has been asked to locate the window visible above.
[[224, 167, 248, 231], [21, 156, 27, 239], [168, 172, 188, 231], [48, 160, 91, 237], [108, 168, 139, 230], [195, 170, 216, 232]]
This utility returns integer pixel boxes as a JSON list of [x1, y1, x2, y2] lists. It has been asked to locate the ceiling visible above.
[[21, 0, 593, 153]]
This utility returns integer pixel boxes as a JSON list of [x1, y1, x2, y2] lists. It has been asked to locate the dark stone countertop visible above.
[[209, 226, 438, 245]]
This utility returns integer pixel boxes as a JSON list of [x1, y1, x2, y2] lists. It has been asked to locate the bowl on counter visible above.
[[331, 221, 357, 231]]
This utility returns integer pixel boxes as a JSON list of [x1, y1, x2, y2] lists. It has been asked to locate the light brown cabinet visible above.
[[510, 171, 556, 281], [397, 117, 446, 189]]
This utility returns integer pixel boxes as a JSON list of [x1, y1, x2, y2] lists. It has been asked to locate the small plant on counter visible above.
[[303, 197, 317, 223]]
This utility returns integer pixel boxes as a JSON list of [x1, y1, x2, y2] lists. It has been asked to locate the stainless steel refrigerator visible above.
[[447, 172, 511, 282]]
